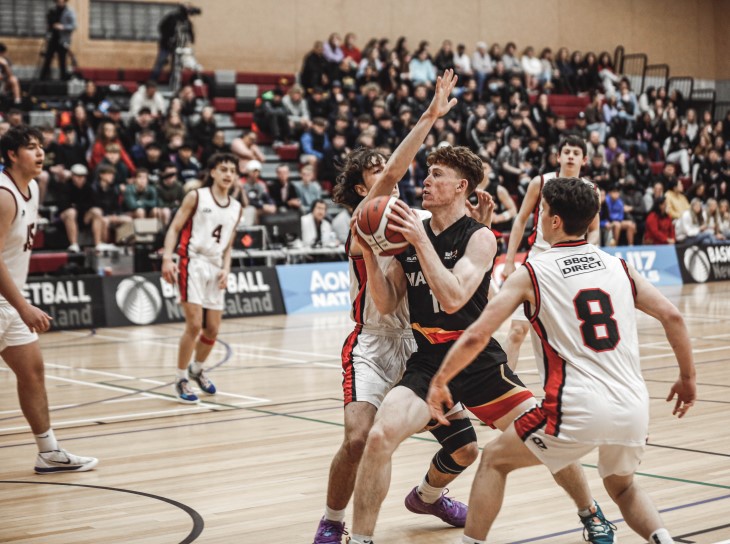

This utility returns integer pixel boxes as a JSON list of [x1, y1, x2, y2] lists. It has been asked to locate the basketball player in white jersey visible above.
[[313, 70, 486, 544], [501, 135, 600, 370], [427, 177, 696, 544], [0, 126, 98, 473], [162, 153, 242, 403]]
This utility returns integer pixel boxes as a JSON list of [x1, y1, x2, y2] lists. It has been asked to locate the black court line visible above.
[[675, 521, 730, 542], [646, 379, 730, 389], [0, 480, 204, 543], [647, 442, 730, 458]]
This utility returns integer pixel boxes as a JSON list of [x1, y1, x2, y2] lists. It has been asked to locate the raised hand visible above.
[[465, 189, 495, 227], [426, 69, 459, 119]]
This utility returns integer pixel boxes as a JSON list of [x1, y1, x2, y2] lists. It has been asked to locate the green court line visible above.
[[99, 383, 729, 492]]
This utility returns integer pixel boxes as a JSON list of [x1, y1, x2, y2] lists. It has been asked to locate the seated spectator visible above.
[[497, 134, 531, 196], [586, 152, 610, 190], [255, 88, 291, 145], [128, 107, 161, 148], [173, 140, 201, 183], [609, 152, 627, 185], [520, 137, 544, 178], [705, 198, 727, 241], [189, 105, 217, 150], [597, 51, 620, 97], [136, 142, 164, 184], [603, 135, 625, 165], [123, 169, 159, 219], [308, 86, 333, 120], [520, 46, 542, 91], [627, 151, 653, 190], [230, 130, 266, 174], [239, 160, 276, 217], [330, 206, 352, 244], [433, 39, 455, 73], [55, 125, 87, 172], [718, 199, 730, 238], [663, 122, 692, 176], [95, 143, 133, 188], [300, 117, 331, 168], [300, 41, 329, 92], [664, 177, 690, 220], [282, 84, 311, 136], [643, 196, 675, 244], [0, 42, 22, 107], [129, 80, 167, 118], [320, 132, 350, 185], [89, 120, 136, 174], [201, 129, 230, 166], [57, 164, 95, 253], [501, 42, 522, 76], [300, 199, 336, 247], [267, 164, 302, 212], [586, 129, 606, 160], [156, 163, 185, 226], [477, 161, 517, 233], [294, 164, 323, 213], [604, 185, 636, 246], [675, 197, 719, 245], [409, 45, 436, 87], [92, 165, 132, 246], [643, 181, 665, 216]]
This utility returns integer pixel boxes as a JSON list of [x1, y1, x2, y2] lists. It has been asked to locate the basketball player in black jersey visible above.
[[348, 146, 614, 544]]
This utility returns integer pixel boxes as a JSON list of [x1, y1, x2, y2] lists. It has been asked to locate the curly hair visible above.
[[542, 177, 598, 236], [426, 146, 484, 195], [331, 147, 387, 210]]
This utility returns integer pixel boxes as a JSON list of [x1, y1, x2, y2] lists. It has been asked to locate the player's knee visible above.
[[603, 474, 633, 501], [185, 319, 203, 336], [480, 442, 512, 474], [365, 423, 398, 454], [342, 432, 368, 462], [449, 441, 479, 467]]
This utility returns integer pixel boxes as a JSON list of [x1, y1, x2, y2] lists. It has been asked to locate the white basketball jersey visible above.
[[177, 187, 241, 267], [528, 173, 597, 257], [0, 172, 39, 305], [524, 240, 649, 445], [347, 209, 430, 331]]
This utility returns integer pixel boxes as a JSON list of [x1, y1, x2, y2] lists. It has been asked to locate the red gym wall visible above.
[[4, 0, 729, 80]]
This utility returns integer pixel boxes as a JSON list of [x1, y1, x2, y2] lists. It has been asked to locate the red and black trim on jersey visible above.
[[178, 256, 191, 301], [619, 258, 637, 301], [342, 324, 362, 404], [2, 171, 31, 202], [350, 255, 367, 324], [552, 239, 588, 248], [514, 404, 548, 441], [176, 190, 199, 258], [530, 316, 567, 436], [526, 175, 546, 248], [523, 262, 541, 322]]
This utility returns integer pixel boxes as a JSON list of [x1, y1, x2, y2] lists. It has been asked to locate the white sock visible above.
[[191, 361, 205, 374], [578, 500, 597, 518], [35, 428, 58, 452], [462, 536, 487, 544], [349, 536, 373, 544], [324, 505, 346, 523], [176, 368, 188, 381], [416, 477, 443, 504], [649, 528, 674, 544]]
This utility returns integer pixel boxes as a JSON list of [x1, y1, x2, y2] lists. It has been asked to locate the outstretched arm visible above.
[[503, 174, 542, 279]]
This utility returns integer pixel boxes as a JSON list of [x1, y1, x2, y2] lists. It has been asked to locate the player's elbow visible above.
[[662, 305, 684, 328]]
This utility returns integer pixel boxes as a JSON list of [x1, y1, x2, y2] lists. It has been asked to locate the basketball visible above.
[[356, 196, 409, 256]]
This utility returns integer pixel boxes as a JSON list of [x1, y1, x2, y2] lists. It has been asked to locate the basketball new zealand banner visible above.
[[676, 243, 730, 284], [23, 275, 105, 330], [103, 267, 285, 327]]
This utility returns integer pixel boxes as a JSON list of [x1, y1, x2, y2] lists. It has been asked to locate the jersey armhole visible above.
[[0, 187, 18, 222], [618, 258, 637, 301], [523, 262, 541, 322]]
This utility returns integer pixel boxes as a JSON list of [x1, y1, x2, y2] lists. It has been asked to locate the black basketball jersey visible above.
[[396, 215, 507, 366]]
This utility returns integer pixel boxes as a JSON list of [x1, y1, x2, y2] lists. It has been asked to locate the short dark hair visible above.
[[204, 152, 239, 187], [426, 146, 484, 195], [542, 177, 598, 236], [332, 147, 387, 210], [0, 125, 43, 165], [557, 135, 587, 158]]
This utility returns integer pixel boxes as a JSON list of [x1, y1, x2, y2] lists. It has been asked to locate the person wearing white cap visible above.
[[58, 163, 94, 253], [240, 159, 276, 216]]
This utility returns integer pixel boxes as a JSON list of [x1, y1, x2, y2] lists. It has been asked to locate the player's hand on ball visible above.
[[386, 199, 426, 246]]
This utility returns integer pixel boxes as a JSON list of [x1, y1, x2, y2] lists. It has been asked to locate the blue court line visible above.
[[510, 492, 730, 543]]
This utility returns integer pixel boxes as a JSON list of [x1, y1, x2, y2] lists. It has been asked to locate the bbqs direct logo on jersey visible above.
[[557, 252, 606, 278], [115, 275, 163, 325]]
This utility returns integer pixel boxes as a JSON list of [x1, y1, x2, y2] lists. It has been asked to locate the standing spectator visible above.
[[323, 33, 345, 73], [300, 41, 329, 92], [230, 131, 266, 174], [0, 43, 22, 106], [123, 169, 159, 219], [130, 80, 167, 118], [604, 185, 636, 245], [267, 164, 301, 212], [40, 0, 77, 81], [150, 4, 195, 82], [294, 164, 323, 213], [643, 196, 675, 244]]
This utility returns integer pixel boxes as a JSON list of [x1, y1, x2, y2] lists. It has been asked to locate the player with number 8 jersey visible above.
[[162, 153, 242, 404]]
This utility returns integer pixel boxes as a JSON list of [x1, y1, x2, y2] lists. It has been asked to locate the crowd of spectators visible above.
[[2, 33, 730, 254]]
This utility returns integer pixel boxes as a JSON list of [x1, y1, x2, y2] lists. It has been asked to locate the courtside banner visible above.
[[104, 267, 285, 327], [276, 262, 350, 314], [675, 244, 730, 284], [601, 245, 682, 286], [23, 275, 106, 330]]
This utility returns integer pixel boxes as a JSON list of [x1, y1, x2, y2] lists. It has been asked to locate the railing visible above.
[[689, 88, 716, 119], [643, 64, 670, 94], [621, 53, 648, 94], [667, 77, 694, 102], [714, 101, 730, 122]]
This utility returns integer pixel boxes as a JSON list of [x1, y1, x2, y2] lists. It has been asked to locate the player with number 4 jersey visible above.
[[162, 153, 242, 404]]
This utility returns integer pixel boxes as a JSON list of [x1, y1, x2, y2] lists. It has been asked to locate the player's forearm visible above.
[[505, 214, 528, 262], [661, 312, 696, 379], [372, 110, 438, 198], [361, 253, 400, 314], [413, 239, 465, 313], [433, 327, 488, 386], [162, 226, 181, 259]]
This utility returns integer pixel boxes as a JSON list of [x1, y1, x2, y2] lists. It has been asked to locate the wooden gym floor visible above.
[[0, 282, 728, 543]]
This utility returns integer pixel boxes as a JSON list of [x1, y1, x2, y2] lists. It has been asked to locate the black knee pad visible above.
[[429, 417, 477, 454]]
